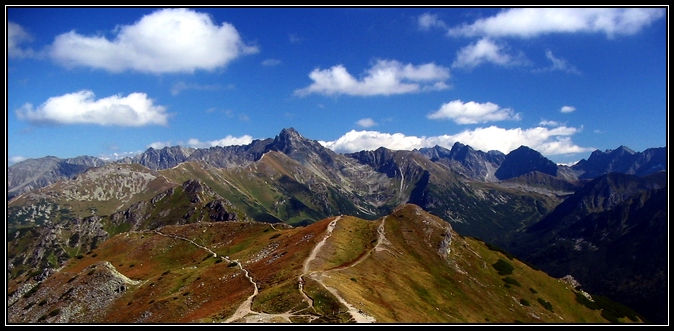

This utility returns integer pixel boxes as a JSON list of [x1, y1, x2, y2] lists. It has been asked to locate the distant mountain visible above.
[[571, 146, 666, 179], [7, 155, 107, 201], [417, 142, 505, 181], [7, 204, 630, 324], [118, 146, 196, 170], [495, 146, 559, 180]]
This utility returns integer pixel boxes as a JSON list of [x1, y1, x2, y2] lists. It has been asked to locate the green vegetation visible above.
[[485, 242, 515, 260], [537, 298, 554, 312], [575, 293, 641, 323], [492, 259, 514, 275], [22, 284, 41, 299], [502, 276, 521, 287]]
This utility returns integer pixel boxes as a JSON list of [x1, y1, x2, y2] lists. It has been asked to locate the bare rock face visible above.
[[130, 146, 195, 170], [206, 200, 238, 222]]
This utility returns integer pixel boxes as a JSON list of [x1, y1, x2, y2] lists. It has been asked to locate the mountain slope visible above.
[[7, 156, 108, 201], [7, 204, 628, 324], [509, 172, 668, 324], [571, 146, 666, 179]]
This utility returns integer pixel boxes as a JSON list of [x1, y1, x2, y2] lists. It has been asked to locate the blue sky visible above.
[[6, 6, 668, 165]]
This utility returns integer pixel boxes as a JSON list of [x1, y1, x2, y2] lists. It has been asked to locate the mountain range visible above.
[[6, 128, 667, 324]]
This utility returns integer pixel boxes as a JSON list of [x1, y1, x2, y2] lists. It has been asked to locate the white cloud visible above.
[[147, 141, 173, 150], [452, 38, 529, 69], [97, 150, 143, 161], [539, 119, 562, 126], [49, 8, 258, 74], [185, 135, 254, 148], [8, 21, 36, 58], [356, 118, 378, 128], [427, 99, 521, 124], [8, 156, 28, 165], [262, 59, 281, 66], [447, 7, 665, 39], [320, 126, 592, 157], [418, 13, 447, 30], [320, 130, 426, 153], [560, 105, 576, 113], [294, 59, 450, 96], [533, 50, 580, 74], [16, 90, 169, 126], [147, 134, 254, 150]]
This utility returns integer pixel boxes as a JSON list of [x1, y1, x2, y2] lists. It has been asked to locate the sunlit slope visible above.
[[312, 204, 614, 323], [7, 204, 629, 324]]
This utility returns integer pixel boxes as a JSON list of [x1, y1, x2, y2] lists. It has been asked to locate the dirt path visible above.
[[299, 216, 376, 323], [147, 228, 317, 323], [330, 215, 398, 271]]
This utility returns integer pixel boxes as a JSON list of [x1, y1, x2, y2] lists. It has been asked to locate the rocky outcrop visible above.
[[206, 200, 239, 222]]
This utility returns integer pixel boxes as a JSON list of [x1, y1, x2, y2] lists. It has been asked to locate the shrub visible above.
[[537, 298, 553, 312], [23, 285, 40, 299], [592, 295, 640, 322], [502, 276, 521, 287], [492, 259, 514, 275], [529, 287, 538, 294], [485, 242, 515, 260], [575, 292, 598, 310], [520, 298, 531, 306]]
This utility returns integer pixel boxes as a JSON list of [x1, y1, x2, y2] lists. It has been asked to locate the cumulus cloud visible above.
[[560, 105, 576, 113], [294, 59, 450, 96], [356, 118, 378, 128], [148, 134, 253, 150], [452, 38, 529, 69], [8, 21, 37, 58], [49, 8, 258, 74], [320, 130, 426, 153], [15, 90, 169, 126], [447, 7, 665, 39], [427, 99, 521, 124], [418, 13, 447, 31], [320, 126, 592, 157]]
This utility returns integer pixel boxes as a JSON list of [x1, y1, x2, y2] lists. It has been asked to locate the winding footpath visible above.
[[144, 228, 316, 323], [139, 217, 381, 323], [299, 216, 376, 323]]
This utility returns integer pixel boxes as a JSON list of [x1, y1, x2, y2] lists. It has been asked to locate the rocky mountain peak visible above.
[[495, 145, 557, 180], [269, 127, 308, 154]]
